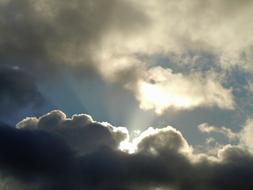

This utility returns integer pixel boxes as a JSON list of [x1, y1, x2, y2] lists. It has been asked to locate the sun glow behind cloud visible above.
[[119, 126, 192, 155], [137, 81, 194, 114], [135, 67, 234, 114]]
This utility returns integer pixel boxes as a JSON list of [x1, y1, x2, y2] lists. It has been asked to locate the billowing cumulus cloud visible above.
[[16, 110, 128, 154], [1, 110, 253, 190]]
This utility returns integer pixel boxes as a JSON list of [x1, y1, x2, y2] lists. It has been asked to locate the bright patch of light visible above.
[[118, 128, 157, 154], [119, 139, 137, 154], [137, 81, 194, 114]]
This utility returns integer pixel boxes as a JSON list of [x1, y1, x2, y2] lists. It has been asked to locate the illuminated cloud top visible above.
[[0, 110, 252, 190]]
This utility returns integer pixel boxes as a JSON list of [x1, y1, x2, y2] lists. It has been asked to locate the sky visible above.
[[1, 0, 253, 189]]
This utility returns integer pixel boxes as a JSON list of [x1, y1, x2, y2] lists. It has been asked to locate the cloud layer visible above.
[[0, 110, 253, 190], [2, 0, 252, 113]]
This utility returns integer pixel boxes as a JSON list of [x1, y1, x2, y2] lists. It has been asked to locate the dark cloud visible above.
[[0, 122, 74, 189], [17, 110, 127, 154], [0, 66, 46, 116], [1, 111, 253, 190], [0, 0, 147, 71]]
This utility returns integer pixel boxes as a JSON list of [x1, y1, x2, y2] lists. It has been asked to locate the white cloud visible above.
[[135, 67, 234, 113], [198, 123, 239, 141], [239, 119, 253, 152]]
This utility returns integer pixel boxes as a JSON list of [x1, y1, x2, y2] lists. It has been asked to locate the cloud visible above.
[[0, 177, 39, 190], [16, 110, 128, 155], [0, 65, 46, 117], [239, 119, 253, 152], [0, 0, 147, 68], [1, 110, 253, 189], [0, 122, 74, 188], [135, 67, 234, 114], [130, 0, 253, 67], [198, 123, 239, 142], [93, 0, 253, 113], [94, 0, 253, 76], [0, 0, 247, 114]]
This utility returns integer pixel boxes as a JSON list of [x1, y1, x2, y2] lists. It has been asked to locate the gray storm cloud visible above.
[[0, 110, 253, 189]]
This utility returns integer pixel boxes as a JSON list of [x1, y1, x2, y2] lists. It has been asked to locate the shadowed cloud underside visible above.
[[0, 110, 253, 190]]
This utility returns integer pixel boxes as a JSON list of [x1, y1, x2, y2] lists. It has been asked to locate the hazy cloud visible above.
[[0, 65, 45, 116], [1, 0, 248, 114], [239, 119, 253, 152], [0, 0, 147, 67], [198, 123, 239, 142]]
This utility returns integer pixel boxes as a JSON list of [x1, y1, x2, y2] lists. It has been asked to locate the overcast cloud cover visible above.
[[1, 0, 253, 189]]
